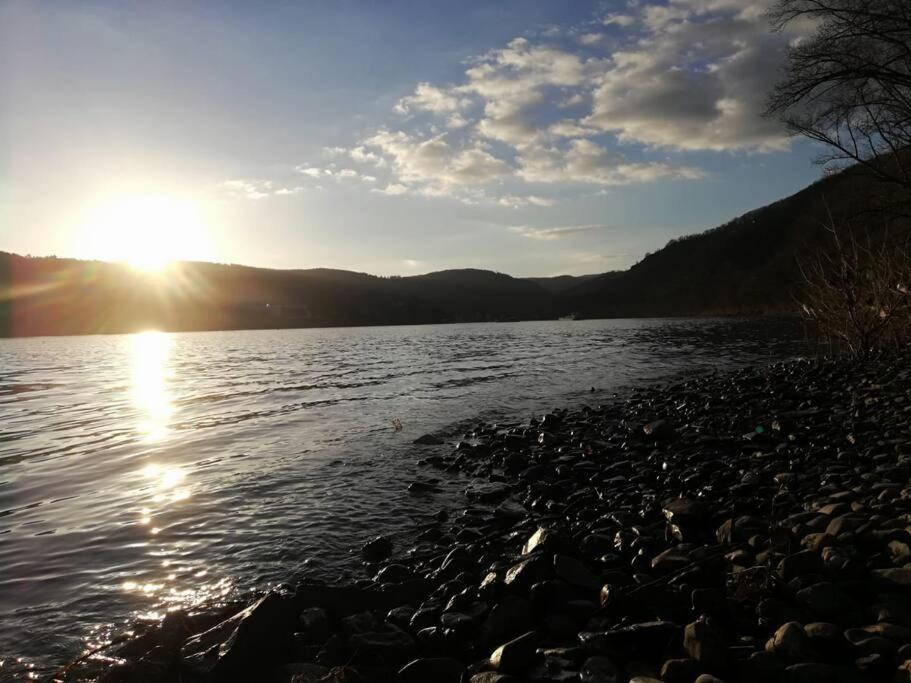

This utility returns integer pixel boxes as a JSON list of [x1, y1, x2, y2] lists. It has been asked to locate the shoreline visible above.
[[58, 353, 911, 682]]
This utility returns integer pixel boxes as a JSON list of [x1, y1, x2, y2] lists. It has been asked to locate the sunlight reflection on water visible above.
[[129, 331, 174, 442]]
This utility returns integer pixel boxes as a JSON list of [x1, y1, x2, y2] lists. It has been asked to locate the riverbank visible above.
[[68, 353, 911, 682]]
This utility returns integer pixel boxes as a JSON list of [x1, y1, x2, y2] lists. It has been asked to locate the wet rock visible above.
[[579, 655, 621, 683], [765, 622, 818, 664], [479, 596, 533, 649], [873, 568, 911, 587], [684, 617, 729, 674], [779, 550, 824, 582], [504, 554, 552, 588], [362, 535, 393, 559], [660, 657, 704, 683], [554, 554, 601, 591], [397, 657, 464, 682], [490, 631, 538, 675], [181, 592, 297, 681], [643, 420, 676, 441], [580, 621, 681, 660], [347, 624, 416, 667]]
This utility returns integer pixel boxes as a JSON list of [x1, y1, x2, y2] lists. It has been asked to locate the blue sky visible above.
[[1, 0, 822, 276]]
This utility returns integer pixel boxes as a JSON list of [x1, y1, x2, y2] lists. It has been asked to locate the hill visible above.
[[3, 163, 909, 337], [558, 166, 911, 317], [0, 257, 568, 337]]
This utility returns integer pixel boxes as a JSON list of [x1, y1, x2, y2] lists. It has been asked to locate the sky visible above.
[[0, 0, 824, 277]]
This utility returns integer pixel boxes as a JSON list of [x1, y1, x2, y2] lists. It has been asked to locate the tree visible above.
[[767, 0, 911, 192], [798, 208, 911, 354]]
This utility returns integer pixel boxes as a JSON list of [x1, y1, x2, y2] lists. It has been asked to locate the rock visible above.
[[779, 550, 824, 582], [783, 662, 844, 682], [181, 593, 298, 681], [660, 658, 704, 683], [797, 582, 857, 619], [414, 434, 444, 445], [490, 631, 538, 675], [684, 618, 729, 674], [397, 657, 464, 682], [522, 527, 570, 555], [470, 673, 519, 683], [347, 624, 415, 667], [579, 655, 622, 683], [580, 621, 681, 660], [504, 554, 552, 588], [479, 596, 533, 649], [284, 662, 330, 681], [643, 420, 676, 440], [554, 554, 601, 591], [299, 607, 330, 644], [873, 568, 911, 587], [765, 622, 818, 664], [663, 498, 708, 542], [738, 650, 786, 683], [694, 675, 727, 683], [362, 535, 393, 559]]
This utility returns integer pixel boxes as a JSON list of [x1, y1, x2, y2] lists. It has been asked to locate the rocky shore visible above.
[[70, 354, 911, 683]]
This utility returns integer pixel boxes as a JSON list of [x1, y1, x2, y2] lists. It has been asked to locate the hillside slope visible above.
[[559, 167, 910, 317]]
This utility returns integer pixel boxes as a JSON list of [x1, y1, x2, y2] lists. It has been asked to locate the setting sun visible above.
[[77, 195, 214, 272]]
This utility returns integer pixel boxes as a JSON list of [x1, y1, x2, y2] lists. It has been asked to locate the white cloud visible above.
[[395, 82, 470, 114], [518, 139, 704, 185], [510, 224, 609, 240], [297, 166, 324, 178], [584, 1, 794, 151], [337, 168, 358, 179], [578, 33, 605, 45], [374, 183, 409, 196], [349, 146, 385, 166], [364, 130, 510, 195], [222, 179, 273, 200], [497, 195, 556, 208]]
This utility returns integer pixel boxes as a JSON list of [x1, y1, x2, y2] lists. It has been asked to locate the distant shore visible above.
[[63, 353, 911, 683]]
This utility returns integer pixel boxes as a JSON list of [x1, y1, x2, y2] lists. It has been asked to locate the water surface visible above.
[[0, 318, 806, 678]]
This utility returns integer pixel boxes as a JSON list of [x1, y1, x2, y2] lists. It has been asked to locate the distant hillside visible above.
[[3, 163, 909, 337], [0, 256, 577, 337], [559, 166, 911, 317], [525, 274, 604, 293]]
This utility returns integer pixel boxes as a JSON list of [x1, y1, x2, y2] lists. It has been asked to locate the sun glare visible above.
[[78, 195, 214, 272]]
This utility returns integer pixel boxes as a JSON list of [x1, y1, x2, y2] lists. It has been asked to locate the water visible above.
[[0, 318, 807, 678]]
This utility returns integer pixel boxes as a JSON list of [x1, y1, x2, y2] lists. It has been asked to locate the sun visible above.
[[77, 195, 214, 272]]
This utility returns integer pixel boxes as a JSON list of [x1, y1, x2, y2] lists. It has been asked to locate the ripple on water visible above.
[[0, 318, 807, 678]]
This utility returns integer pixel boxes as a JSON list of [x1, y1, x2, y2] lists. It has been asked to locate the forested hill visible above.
[[2, 163, 907, 337], [558, 164, 910, 317], [0, 257, 568, 336]]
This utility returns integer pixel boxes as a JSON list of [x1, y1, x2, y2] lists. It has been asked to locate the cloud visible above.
[[364, 130, 511, 195], [373, 183, 408, 196], [395, 82, 470, 114], [518, 139, 704, 185], [584, 1, 794, 151], [510, 224, 609, 240], [222, 179, 273, 200], [264, 1, 799, 205], [497, 195, 555, 208]]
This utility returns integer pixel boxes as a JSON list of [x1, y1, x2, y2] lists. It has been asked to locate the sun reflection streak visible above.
[[129, 331, 174, 441]]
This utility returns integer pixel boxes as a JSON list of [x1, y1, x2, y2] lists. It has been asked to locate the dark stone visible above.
[[397, 657, 464, 683], [684, 618, 729, 674], [554, 554, 601, 591], [490, 631, 538, 675], [347, 624, 416, 667], [180, 592, 297, 681], [579, 655, 622, 683], [362, 535, 393, 559]]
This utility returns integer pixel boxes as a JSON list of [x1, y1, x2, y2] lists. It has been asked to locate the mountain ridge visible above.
[[3, 163, 906, 337]]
